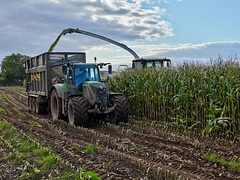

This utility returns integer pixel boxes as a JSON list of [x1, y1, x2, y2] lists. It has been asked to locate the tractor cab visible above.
[[62, 62, 112, 98], [132, 58, 171, 69], [74, 64, 100, 89]]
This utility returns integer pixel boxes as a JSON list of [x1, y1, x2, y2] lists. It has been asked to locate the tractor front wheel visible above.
[[109, 95, 128, 124], [68, 96, 89, 126]]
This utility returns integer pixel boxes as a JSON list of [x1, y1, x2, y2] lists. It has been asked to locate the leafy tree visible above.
[[0, 53, 31, 86]]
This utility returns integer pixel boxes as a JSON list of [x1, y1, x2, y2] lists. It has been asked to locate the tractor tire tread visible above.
[[113, 95, 128, 123], [69, 96, 88, 126]]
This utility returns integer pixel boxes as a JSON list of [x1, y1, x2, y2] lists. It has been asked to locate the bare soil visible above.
[[0, 86, 240, 179]]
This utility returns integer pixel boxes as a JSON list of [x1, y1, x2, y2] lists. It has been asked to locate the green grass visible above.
[[20, 171, 41, 179], [75, 168, 101, 180], [0, 120, 11, 129], [156, 143, 168, 149], [126, 129, 134, 136], [204, 153, 240, 172], [17, 111, 26, 118], [0, 93, 7, 104], [85, 145, 97, 154], [33, 147, 50, 157], [0, 107, 6, 114], [27, 119, 42, 127], [85, 144, 102, 154], [18, 141, 36, 153], [0, 119, 100, 179], [42, 155, 57, 165], [54, 139, 62, 144], [83, 171, 101, 180], [60, 171, 74, 179], [229, 161, 240, 171], [109, 159, 114, 164], [6, 151, 17, 160], [72, 143, 81, 148]]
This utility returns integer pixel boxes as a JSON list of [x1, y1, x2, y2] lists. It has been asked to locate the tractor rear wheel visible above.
[[110, 95, 128, 124], [51, 89, 63, 120], [68, 96, 89, 126]]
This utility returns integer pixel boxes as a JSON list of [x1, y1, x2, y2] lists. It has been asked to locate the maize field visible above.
[[108, 60, 240, 140], [0, 70, 240, 179]]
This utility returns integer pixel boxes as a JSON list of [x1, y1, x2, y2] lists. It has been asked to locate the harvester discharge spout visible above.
[[48, 28, 140, 59]]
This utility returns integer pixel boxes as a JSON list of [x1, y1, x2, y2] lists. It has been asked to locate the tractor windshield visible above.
[[74, 64, 100, 87]]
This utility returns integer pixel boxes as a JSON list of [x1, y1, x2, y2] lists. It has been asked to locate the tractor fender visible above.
[[51, 83, 71, 100], [50, 84, 63, 99]]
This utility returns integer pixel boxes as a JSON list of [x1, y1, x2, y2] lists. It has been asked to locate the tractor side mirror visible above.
[[62, 65, 67, 75]]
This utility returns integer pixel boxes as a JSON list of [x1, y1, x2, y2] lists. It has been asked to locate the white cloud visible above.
[[0, 0, 174, 63], [88, 46, 111, 52], [49, 0, 61, 4], [130, 41, 240, 64], [68, 0, 173, 39], [163, 0, 182, 3]]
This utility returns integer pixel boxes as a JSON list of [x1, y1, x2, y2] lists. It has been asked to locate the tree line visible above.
[[0, 53, 30, 86]]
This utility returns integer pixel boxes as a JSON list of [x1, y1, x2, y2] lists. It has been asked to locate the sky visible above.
[[0, 0, 240, 69]]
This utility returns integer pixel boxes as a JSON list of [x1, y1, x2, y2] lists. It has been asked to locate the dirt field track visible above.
[[0, 86, 240, 179]]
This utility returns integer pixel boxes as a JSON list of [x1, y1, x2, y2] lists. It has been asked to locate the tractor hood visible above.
[[82, 81, 108, 107], [89, 82, 106, 94]]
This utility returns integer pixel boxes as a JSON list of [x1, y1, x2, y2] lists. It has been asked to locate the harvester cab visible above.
[[132, 58, 171, 69]]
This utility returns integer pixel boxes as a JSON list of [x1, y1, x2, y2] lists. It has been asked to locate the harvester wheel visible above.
[[110, 95, 128, 124], [51, 89, 63, 120], [68, 96, 88, 126]]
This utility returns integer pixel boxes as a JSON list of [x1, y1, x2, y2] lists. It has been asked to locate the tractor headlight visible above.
[[99, 105, 106, 112]]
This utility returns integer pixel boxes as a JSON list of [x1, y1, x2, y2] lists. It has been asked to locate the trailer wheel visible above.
[[68, 96, 88, 126], [28, 97, 32, 110], [110, 95, 128, 124], [51, 89, 63, 120], [36, 101, 46, 114], [32, 97, 37, 112], [29, 97, 35, 111]]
